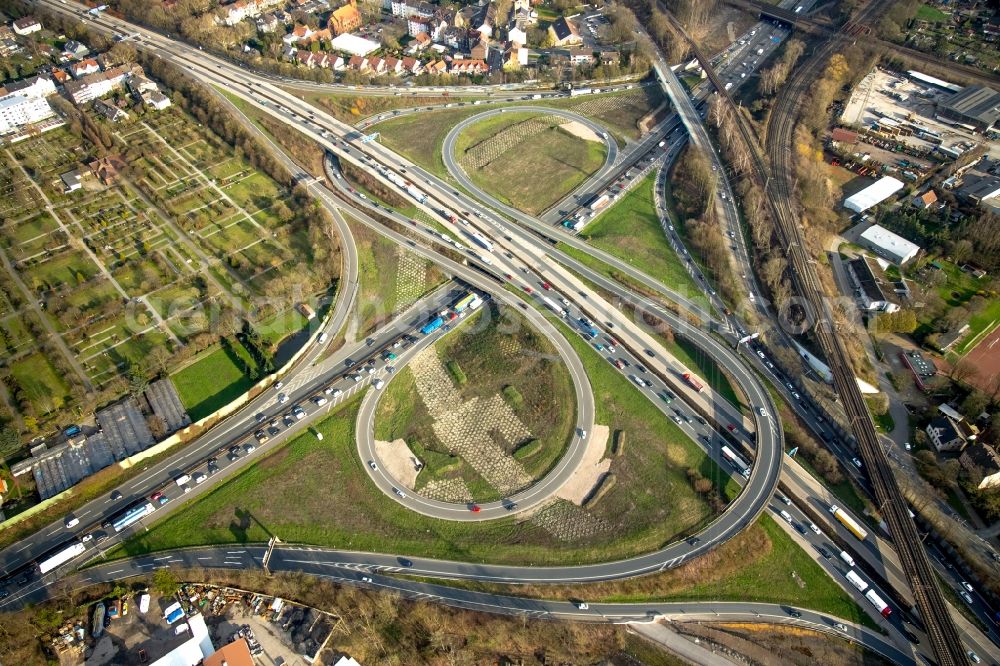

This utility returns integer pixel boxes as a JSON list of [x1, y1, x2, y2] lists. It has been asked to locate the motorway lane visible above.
[[53, 546, 913, 664]]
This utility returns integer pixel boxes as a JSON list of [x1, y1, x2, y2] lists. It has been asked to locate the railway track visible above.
[[723, 0, 1000, 88], [660, 0, 971, 662]]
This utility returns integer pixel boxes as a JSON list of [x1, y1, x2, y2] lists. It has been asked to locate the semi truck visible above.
[[469, 232, 493, 253], [453, 293, 478, 313], [864, 589, 892, 618], [562, 219, 586, 232], [682, 372, 704, 392], [720, 446, 750, 478], [570, 87, 592, 97], [844, 570, 868, 592], [829, 504, 868, 541], [541, 297, 567, 317], [587, 193, 610, 211], [37, 541, 86, 575], [111, 502, 156, 533], [406, 186, 427, 204], [420, 316, 444, 335]]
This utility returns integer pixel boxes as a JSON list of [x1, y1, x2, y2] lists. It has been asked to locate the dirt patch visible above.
[[958, 324, 1000, 393], [556, 424, 611, 505], [558, 120, 602, 143], [374, 438, 420, 489]]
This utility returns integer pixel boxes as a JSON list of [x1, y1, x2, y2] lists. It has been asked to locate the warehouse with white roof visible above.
[[330, 33, 380, 57], [858, 224, 921, 265], [844, 176, 905, 214]]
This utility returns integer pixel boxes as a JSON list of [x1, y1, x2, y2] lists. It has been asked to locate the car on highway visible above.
[[293, 406, 306, 419], [194, 473, 207, 484], [110, 490, 123, 501], [851, 457, 862, 469], [369, 460, 378, 471], [393, 487, 406, 498], [817, 547, 831, 560], [758, 408, 767, 417], [961, 581, 973, 593], [574, 601, 589, 610], [255, 413, 266, 423], [968, 650, 981, 663], [277, 392, 288, 404], [469, 504, 481, 513], [274, 381, 284, 390], [82, 533, 93, 543], [374, 379, 385, 389], [64, 515, 79, 528], [254, 430, 269, 443], [244, 443, 256, 453], [809, 523, 821, 535], [960, 590, 974, 604]]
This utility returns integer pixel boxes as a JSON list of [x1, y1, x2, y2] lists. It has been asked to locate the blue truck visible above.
[[420, 316, 444, 335]]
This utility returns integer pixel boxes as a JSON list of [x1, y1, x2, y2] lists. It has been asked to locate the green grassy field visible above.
[[915, 4, 949, 22], [171, 342, 260, 421], [455, 112, 607, 215], [10, 352, 72, 415], [577, 172, 706, 307], [375, 303, 576, 500]]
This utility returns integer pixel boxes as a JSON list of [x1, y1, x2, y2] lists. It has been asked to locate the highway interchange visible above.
[[3, 0, 999, 663]]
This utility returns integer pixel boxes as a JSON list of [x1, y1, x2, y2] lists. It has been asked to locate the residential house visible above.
[[93, 99, 129, 122], [470, 39, 489, 61], [438, 25, 467, 50], [62, 39, 90, 60], [141, 90, 172, 110], [0, 32, 21, 58], [548, 16, 580, 46], [470, 3, 496, 39], [12, 16, 41, 36], [412, 31, 431, 49], [221, 0, 284, 26], [88, 155, 127, 186], [424, 59, 447, 75], [392, 0, 434, 20], [329, 55, 346, 70], [408, 16, 431, 36], [329, 0, 363, 35], [567, 47, 594, 66], [347, 55, 365, 70], [960, 443, 1000, 490], [0, 75, 56, 99], [282, 24, 315, 45], [70, 58, 100, 79], [281, 45, 298, 60], [502, 42, 528, 70], [383, 56, 403, 75], [401, 56, 421, 74], [127, 75, 158, 96], [367, 56, 386, 74], [63, 65, 128, 104], [450, 59, 487, 75], [256, 13, 281, 33], [911, 189, 938, 209], [59, 167, 91, 193], [507, 25, 527, 46], [598, 49, 619, 66], [51, 69, 71, 85], [926, 416, 968, 453]]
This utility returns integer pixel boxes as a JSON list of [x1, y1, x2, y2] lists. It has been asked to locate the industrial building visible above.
[[843, 176, 905, 214], [858, 224, 921, 265], [938, 84, 1000, 132], [846, 257, 901, 313]]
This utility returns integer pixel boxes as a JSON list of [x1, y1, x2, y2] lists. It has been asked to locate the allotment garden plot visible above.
[[0, 105, 336, 428]]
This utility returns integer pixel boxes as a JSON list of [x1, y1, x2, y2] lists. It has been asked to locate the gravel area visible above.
[[555, 424, 610, 506], [558, 120, 602, 143], [373, 438, 420, 489]]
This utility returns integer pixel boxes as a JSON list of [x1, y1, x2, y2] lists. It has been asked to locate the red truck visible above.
[[682, 372, 704, 392]]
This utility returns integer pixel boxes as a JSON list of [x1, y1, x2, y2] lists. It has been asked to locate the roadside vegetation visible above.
[[574, 172, 705, 307]]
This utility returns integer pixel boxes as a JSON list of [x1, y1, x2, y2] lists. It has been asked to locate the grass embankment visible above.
[[576, 173, 702, 301], [171, 341, 261, 421], [376, 304, 575, 499], [454, 111, 607, 216], [345, 216, 444, 337], [297, 90, 487, 123]]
